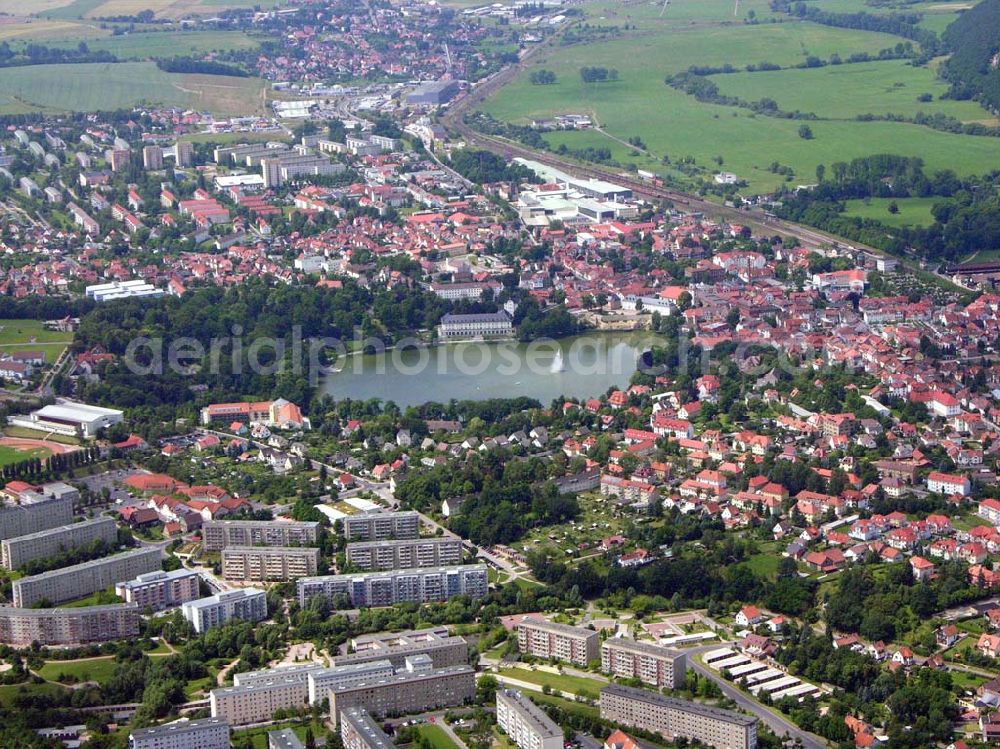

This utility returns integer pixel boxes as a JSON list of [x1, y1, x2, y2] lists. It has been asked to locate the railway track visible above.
[[440, 30, 877, 253]]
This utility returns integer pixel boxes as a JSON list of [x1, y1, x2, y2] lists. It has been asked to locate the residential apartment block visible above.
[[601, 638, 686, 689], [12, 546, 161, 607], [129, 717, 230, 749], [1, 516, 117, 570], [221, 546, 319, 581], [0, 485, 75, 541], [297, 564, 488, 608], [181, 588, 267, 634], [211, 676, 309, 725], [115, 568, 201, 611], [332, 627, 469, 670], [327, 665, 475, 724], [342, 511, 419, 541], [202, 519, 320, 551], [307, 660, 396, 705], [516, 619, 599, 667], [496, 689, 564, 749], [269, 728, 305, 749], [341, 707, 397, 749], [0, 603, 140, 647], [224, 659, 397, 709], [599, 684, 757, 749], [345, 537, 462, 571]]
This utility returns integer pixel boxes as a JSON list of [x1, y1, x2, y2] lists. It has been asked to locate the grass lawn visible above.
[[0, 445, 52, 467], [231, 719, 326, 749], [417, 724, 461, 749], [62, 589, 123, 608], [1, 426, 81, 444], [0, 319, 74, 346], [38, 656, 117, 685], [524, 690, 600, 720], [745, 553, 780, 579], [841, 196, 940, 228], [0, 61, 267, 116], [498, 666, 605, 699], [0, 681, 67, 707]]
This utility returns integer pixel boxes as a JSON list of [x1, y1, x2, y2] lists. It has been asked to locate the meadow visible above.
[[33, 30, 261, 57], [481, 0, 998, 193], [0, 62, 268, 116], [711, 59, 993, 122], [841, 196, 940, 227], [37, 657, 118, 685]]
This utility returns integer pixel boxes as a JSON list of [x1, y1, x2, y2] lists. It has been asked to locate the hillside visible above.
[[942, 0, 1000, 112]]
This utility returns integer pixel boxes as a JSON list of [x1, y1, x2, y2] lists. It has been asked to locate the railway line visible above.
[[439, 28, 876, 255]]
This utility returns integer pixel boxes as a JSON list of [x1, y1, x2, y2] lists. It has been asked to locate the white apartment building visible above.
[[115, 568, 201, 611], [129, 717, 230, 749], [181, 588, 267, 634], [496, 689, 564, 749], [345, 537, 462, 571]]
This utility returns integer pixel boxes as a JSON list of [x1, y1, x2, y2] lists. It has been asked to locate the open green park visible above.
[[497, 666, 605, 699], [481, 0, 999, 194]]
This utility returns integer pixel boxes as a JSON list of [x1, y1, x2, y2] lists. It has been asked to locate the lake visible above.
[[319, 332, 665, 408]]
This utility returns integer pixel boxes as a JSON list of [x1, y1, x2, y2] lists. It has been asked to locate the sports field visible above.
[[0, 445, 52, 467], [481, 0, 997, 193], [0, 62, 268, 116]]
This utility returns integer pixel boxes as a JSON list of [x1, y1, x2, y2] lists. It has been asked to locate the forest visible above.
[[942, 0, 1000, 112]]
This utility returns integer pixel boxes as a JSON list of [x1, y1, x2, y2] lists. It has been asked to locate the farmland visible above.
[[27, 30, 261, 57], [0, 62, 268, 116], [30, 0, 279, 20], [480, 0, 999, 193]]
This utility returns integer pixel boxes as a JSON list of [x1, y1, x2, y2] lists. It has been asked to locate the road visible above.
[[685, 644, 828, 749]]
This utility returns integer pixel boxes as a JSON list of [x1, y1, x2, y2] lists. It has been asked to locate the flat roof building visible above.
[[341, 707, 397, 749], [203, 519, 320, 551], [345, 537, 462, 571], [333, 627, 468, 670], [2, 516, 117, 570], [8, 401, 124, 438], [269, 728, 305, 749], [12, 546, 161, 608], [601, 638, 686, 690], [211, 677, 309, 726], [85, 280, 164, 303], [0, 603, 140, 647], [0, 486, 75, 541], [308, 660, 395, 705], [297, 564, 488, 608], [406, 80, 460, 106], [328, 665, 475, 724], [497, 689, 563, 749], [115, 568, 201, 611], [181, 588, 267, 634], [342, 511, 419, 541], [221, 546, 319, 581], [517, 619, 599, 667], [129, 717, 230, 749], [599, 684, 757, 749]]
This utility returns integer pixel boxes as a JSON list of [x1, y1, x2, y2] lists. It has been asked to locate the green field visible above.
[[0, 445, 53, 467], [62, 589, 124, 608], [711, 59, 993, 122], [482, 0, 999, 193], [231, 720, 327, 749], [417, 724, 462, 749], [0, 681, 68, 706], [498, 667, 605, 699], [27, 30, 261, 57], [0, 62, 267, 116], [38, 656, 118, 685], [841, 196, 940, 227]]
